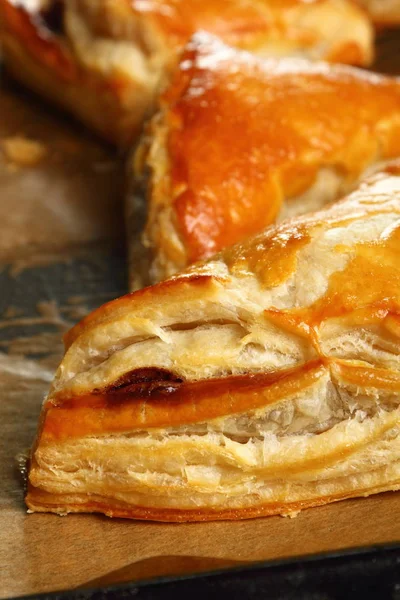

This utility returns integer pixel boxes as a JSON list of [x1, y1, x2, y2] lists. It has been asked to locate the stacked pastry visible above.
[[1, 0, 400, 521], [0, 0, 373, 144], [27, 165, 400, 520], [128, 33, 400, 288]]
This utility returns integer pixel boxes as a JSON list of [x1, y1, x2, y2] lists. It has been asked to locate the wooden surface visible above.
[[1, 32, 400, 600]]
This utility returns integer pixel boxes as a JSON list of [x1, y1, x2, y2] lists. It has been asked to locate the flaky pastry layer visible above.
[[0, 0, 373, 145], [128, 32, 400, 289], [28, 165, 400, 520]]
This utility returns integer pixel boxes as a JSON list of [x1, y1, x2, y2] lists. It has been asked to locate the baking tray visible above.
[[1, 30, 400, 600], [10, 545, 400, 599]]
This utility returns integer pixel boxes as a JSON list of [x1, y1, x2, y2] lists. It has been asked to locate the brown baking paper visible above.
[[1, 33, 400, 599]]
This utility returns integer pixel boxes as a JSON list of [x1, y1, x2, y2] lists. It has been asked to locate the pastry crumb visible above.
[[2, 136, 47, 167], [281, 510, 301, 519]]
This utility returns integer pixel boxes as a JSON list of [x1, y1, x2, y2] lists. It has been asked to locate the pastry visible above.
[[0, 0, 374, 146], [128, 32, 400, 289], [27, 164, 400, 521]]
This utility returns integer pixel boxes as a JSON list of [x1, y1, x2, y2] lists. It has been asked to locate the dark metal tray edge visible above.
[[11, 541, 400, 600]]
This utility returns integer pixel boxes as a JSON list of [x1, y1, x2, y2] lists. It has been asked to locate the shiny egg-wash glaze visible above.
[[27, 164, 400, 521], [129, 32, 400, 289], [0, 0, 373, 146]]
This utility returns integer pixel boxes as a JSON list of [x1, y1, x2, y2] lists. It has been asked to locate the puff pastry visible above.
[[356, 1, 400, 25], [128, 32, 400, 289], [27, 165, 400, 521], [0, 0, 373, 146]]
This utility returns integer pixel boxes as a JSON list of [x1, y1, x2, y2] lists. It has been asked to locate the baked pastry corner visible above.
[[0, 0, 374, 146], [128, 32, 400, 289], [27, 164, 400, 521]]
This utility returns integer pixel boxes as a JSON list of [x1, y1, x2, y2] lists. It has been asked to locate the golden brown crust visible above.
[[0, 0, 150, 145], [63, 273, 216, 348], [68, 163, 400, 373], [26, 164, 400, 521], [0, 1, 76, 80], [130, 33, 400, 287], [26, 481, 400, 522], [118, 0, 373, 64], [39, 360, 400, 441], [42, 360, 326, 440], [0, 0, 373, 145]]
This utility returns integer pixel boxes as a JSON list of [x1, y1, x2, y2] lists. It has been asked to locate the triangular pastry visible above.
[[27, 165, 400, 521], [0, 0, 373, 145], [128, 32, 400, 289]]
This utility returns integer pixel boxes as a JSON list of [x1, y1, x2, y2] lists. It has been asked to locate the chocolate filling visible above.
[[97, 368, 184, 397], [40, 0, 65, 36]]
